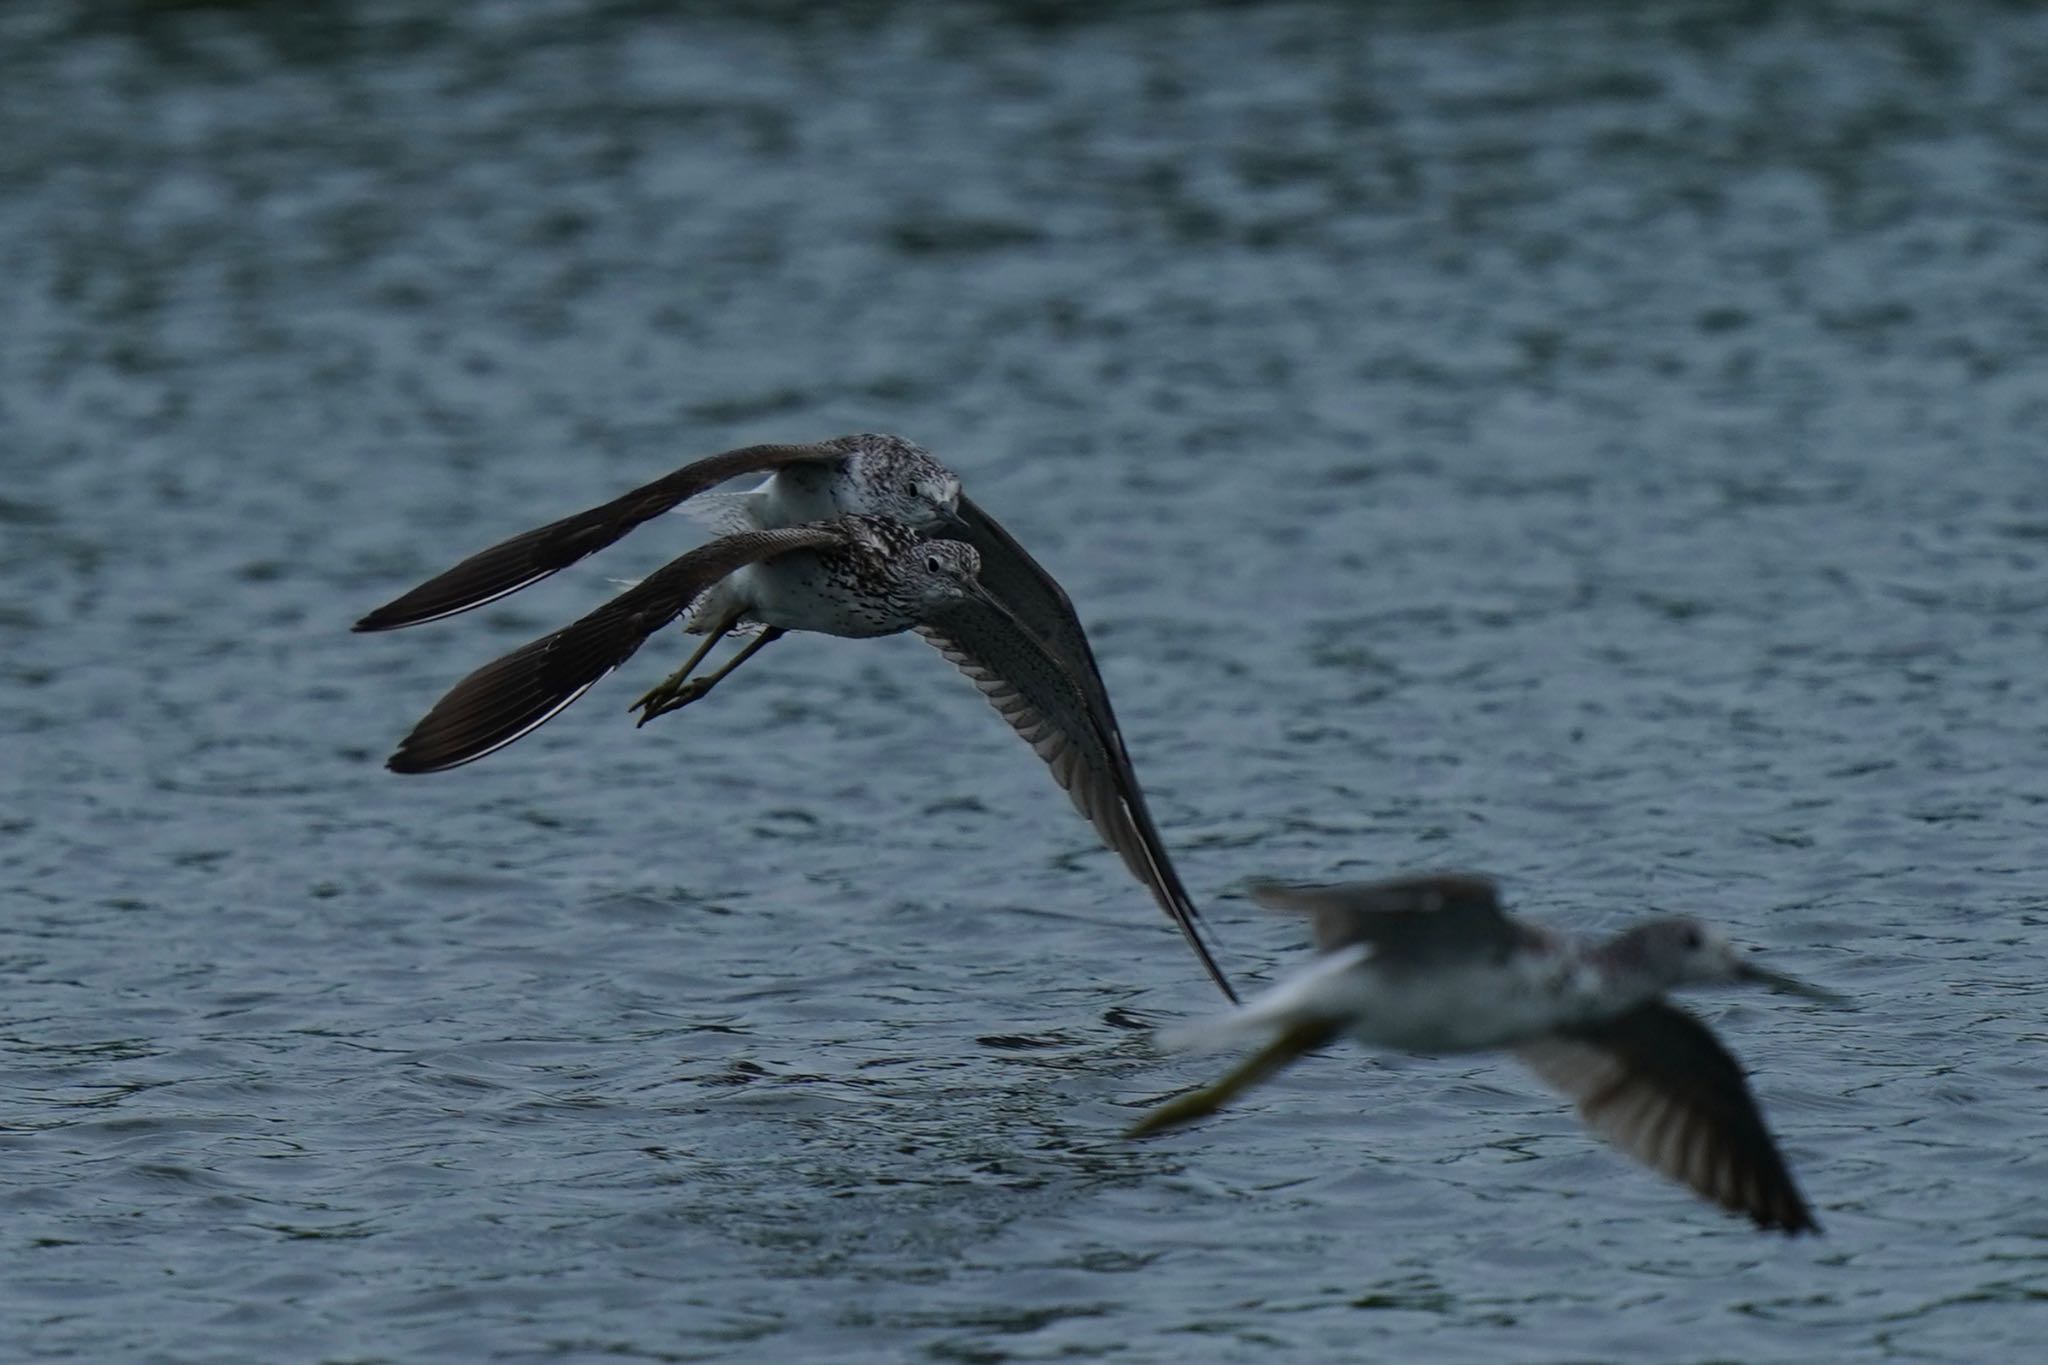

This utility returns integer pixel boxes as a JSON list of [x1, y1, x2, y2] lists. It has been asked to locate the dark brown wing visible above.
[[1515, 1002, 1820, 1235], [916, 591, 1236, 1002], [951, 496, 1228, 990], [1248, 875, 1523, 963], [952, 495, 1112, 717], [355, 443, 847, 631], [385, 524, 850, 774]]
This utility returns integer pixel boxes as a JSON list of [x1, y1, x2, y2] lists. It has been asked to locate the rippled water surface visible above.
[[5, 1, 2047, 1359]]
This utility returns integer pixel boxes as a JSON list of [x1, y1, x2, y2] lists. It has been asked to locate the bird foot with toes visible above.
[[631, 676, 714, 724]]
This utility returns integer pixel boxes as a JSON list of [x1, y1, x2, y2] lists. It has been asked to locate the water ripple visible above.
[[4, 1, 2047, 1360]]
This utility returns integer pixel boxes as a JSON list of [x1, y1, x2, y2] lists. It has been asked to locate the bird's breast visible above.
[[743, 557, 912, 638], [1345, 956, 1586, 1054]]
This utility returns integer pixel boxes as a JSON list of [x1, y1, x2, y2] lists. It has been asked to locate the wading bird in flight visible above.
[[1127, 874, 1845, 1233], [358, 442, 1235, 1000]]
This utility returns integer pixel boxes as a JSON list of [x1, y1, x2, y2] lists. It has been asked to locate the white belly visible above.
[[694, 557, 906, 639], [1339, 961, 1591, 1053], [1237, 945, 1601, 1055]]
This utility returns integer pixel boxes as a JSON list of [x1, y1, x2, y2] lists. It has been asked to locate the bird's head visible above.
[[836, 434, 965, 532], [888, 538, 985, 612], [1613, 916, 1847, 1003]]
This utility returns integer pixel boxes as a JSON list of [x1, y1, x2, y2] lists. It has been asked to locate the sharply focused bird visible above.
[[353, 434, 964, 633], [380, 516, 975, 771], [357, 453, 1236, 999], [1126, 874, 1846, 1233]]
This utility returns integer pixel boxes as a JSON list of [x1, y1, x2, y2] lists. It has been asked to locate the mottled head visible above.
[[886, 537, 985, 613], [831, 515, 985, 612], [1611, 917, 1846, 1003], [827, 433, 965, 531]]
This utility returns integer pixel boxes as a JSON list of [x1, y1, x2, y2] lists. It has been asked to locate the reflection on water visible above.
[[4, 1, 2047, 1359]]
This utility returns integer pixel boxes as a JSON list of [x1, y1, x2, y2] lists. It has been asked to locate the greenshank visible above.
[[371, 514, 1236, 999], [1127, 874, 1844, 1233]]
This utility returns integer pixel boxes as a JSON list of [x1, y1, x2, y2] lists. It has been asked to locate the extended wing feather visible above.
[[951, 496, 1227, 988], [385, 524, 850, 773], [1249, 875, 1522, 963], [1515, 1001, 1819, 1234], [355, 443, 846, 631], [951, 496, 1112, 716], [917, 590, 1236, 1001]]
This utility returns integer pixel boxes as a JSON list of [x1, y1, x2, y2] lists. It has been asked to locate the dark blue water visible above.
[[5, 2, 2046, 1359]]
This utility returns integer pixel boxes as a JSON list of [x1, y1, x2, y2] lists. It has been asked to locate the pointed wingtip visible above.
[[1196, 941, 1240, 1005], [1768, 1197, 1822, 1236], [354, 599, 422, 632], [1760, 1212, 1821, 1237], [354, 601, 446, 633]]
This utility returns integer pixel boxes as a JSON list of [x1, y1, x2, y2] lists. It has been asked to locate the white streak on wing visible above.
[[1160, 944, 1373, 1053], [413, 676, 605, 774], [371, 571, 557, 628]]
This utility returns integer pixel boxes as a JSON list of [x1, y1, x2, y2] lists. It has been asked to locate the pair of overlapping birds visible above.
[[358, 434, 1846, 1236]]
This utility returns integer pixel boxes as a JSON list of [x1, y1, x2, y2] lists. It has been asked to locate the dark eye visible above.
[[1681, 927, 1702, 950], [925, 554, 942, 573]]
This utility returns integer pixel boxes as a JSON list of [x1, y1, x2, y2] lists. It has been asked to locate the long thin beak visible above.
[[930, 507, 974, 538], [961, 575, 1013, 616], [1738, 960, 1852, 1006]]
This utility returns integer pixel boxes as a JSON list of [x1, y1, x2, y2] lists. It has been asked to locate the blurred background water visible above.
[[3, 1, 2046, 1359]]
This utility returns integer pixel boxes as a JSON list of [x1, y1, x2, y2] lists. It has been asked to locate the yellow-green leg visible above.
[[630, 613, 736, 717], [632, 626, 785, 726], [1124, 1021, 1338, 1139]]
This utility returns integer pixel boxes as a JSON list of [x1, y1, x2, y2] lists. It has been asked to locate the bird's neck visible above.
[[1573, 935, 1676, 1013]]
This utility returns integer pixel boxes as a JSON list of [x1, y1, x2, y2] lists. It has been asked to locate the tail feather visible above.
[[1159, 1009, 1283, 1055], [1157, 943, 1372, 1053]]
